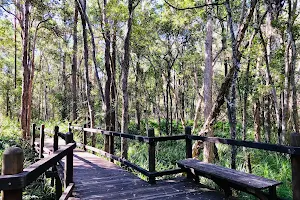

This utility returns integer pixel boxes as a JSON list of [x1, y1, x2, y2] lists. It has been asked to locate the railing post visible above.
[[147, 128, 156, 184], [83, 124, 87, 151], [109, 132, 114, 163], [65, 132, 74, 189], [185, 126, 192, 159], [54, 126, 59, 152], [1, 147, 24, 200], [31, 123, 36, 149], [68, 122, 72, 133], [53, 125, 62, 199], [291, 133, 300, 200], [39, 124, 45, 159]]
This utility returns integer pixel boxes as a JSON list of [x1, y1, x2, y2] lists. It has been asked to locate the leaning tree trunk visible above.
[[192, 0, 257, 158]]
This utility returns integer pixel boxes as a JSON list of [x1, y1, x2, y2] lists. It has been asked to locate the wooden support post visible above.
[[1, 147, 24, 200], [109, 133, 114, 163], [65, 132, 74, 189], [68, 122, 72, 133], [83, 124, 87, 151], [185, 126, 193, 179], [31, 123, 36, 149], [291, 133, 300, 200], [185, 126, 192, 158], [52, 126, 59, 187], [39, 124, 45, 159], [54, 126, 59, 152], [55, 171, 62, 200], [147, 128, 156, 184]]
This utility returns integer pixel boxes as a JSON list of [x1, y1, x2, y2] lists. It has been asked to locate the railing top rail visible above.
[[72, 125, 300, 155], [190, 135, 300, 155], [71, 126, 151, 143], [0, 143, 76, 191]]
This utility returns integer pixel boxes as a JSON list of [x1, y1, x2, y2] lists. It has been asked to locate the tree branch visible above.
[[164, 0, 225, 10], [0, 4, 20, 21]]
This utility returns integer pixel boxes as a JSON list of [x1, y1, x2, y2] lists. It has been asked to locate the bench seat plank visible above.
[[177, 159, 282, 190]]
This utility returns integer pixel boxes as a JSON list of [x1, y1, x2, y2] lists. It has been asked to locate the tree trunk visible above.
[[61, 51, 67, 120], [203, 0, 214, 163], [20, 0, 30, 139], [254, 98, 261, 142], [44, 85, 48, 120], [111, 24, 117, 131], [135, 54, 141, 131], [81, 0, 95, 143], [71, 1, 78, 121], [121, 0, 137, 159], [103, 0, 111, 152], [291, 37, 299, 133], [259, 26, 282, 144], [192, 0, 257, 157], [264, 95, 271, 142]]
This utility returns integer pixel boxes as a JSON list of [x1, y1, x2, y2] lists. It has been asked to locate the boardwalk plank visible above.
[[40, 137, 226, 200]]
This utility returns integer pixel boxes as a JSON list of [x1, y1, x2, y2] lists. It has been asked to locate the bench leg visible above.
[[187, 170, 199, 183], [214, 179, 232, 198], [269, 186, 277, 200]]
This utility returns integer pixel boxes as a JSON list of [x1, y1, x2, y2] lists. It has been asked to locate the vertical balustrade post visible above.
[[31, 123, 36, 149], [53, 125, 62, 198], [185, 126, 192, 159], [83, 124, 87, 151], [39, 124, 45, 159], [109, 132, 114, 163], [1, 147, 24, 200], [68, 122, 72, 133], [54, 126, 59, 152], [147, 128, 156, 184], [65, 132, 74, 189], [291, 133, 300, 200]]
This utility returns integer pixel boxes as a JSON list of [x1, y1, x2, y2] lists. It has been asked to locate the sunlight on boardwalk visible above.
[[42, 137, 226, 200]]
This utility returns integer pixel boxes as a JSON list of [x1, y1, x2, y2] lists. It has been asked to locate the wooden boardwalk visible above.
[[41, 138, 227, 200]]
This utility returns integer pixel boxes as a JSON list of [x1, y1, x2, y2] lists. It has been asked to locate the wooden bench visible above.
[[177, 158, 282, 200]]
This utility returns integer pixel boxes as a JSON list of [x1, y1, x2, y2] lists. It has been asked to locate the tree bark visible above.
[[71, 1, 78, 121], [192, 0, 258, 158], [202, 0, 214, 163], [254, 98, 261, 142], [81, 0, 95, 144], [121, 0, 139, 158], [20, 0, 30, 138], [259, 26, 282, 144], [135, 54, 141, 131]]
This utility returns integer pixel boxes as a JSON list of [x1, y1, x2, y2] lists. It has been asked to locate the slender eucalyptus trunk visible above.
[[20, 0, 30, 138], [81, 0, 95, 145], [121, 0, 137, 159], [71, 2, 78, 121], [203, 0, 214, 163]]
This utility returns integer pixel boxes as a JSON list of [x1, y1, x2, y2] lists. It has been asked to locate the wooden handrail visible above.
[[189, 135, 300, 155], [71, 125, 300, 155], [0, 143, 75, 191]]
